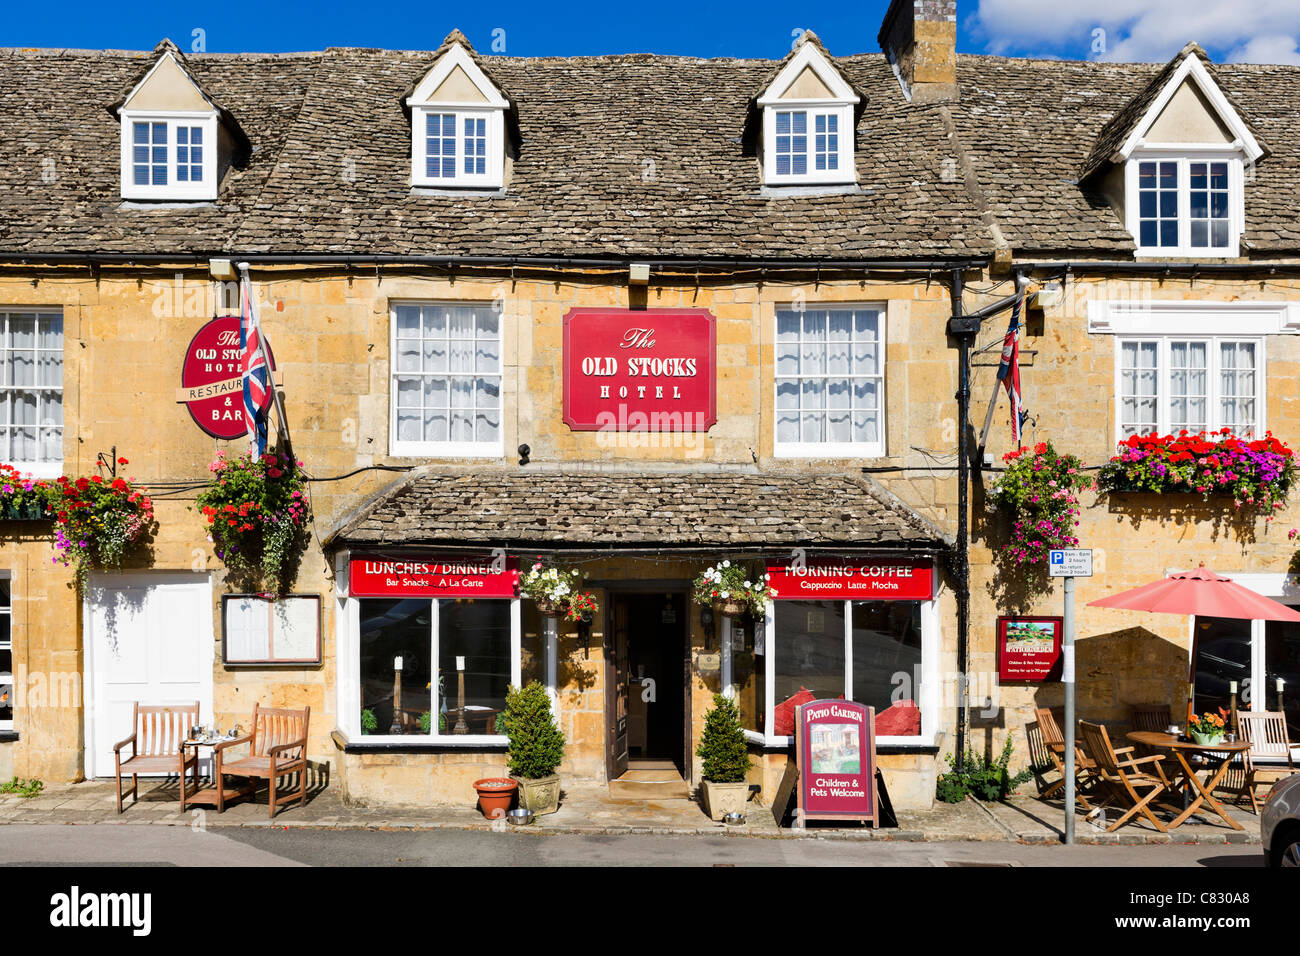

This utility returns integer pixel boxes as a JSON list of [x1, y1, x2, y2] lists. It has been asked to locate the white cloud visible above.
[[971, 0, 1300, 64]]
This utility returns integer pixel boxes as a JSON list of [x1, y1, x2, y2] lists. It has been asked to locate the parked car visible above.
[[1262, 772, 1300, 867]]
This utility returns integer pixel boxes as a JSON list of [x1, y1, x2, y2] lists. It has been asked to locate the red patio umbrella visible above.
[[1088, 566, 1300, 622], [1088, 566, 1300, 719]]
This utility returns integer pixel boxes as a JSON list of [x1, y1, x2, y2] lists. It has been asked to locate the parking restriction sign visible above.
[[1049, 549, 1092, 578]]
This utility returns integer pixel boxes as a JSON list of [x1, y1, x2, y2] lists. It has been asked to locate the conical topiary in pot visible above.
[[696, 693, 753, 821], [501, 681, 566, 815]]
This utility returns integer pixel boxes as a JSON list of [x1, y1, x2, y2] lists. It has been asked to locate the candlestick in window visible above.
[[389, 655, 404, 735], [1280, 677, 1287, 712], [1228, 680, 1238, 733], [453, 654, 469, 734]]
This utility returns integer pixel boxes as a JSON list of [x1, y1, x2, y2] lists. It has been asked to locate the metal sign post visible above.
[[1049, 548, 1092, 846]]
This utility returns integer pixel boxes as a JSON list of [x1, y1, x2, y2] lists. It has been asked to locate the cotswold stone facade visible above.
[[3, 0, 1300, 815]]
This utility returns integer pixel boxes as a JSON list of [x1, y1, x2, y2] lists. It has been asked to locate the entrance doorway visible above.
[[605, 591, 689, 784]]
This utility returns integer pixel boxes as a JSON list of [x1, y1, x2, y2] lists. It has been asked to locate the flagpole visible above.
[[976, 370, 1001, 456], [237, 262, 293, 461]]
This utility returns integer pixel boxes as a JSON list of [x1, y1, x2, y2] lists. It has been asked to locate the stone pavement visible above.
[[0, 777, 1265, 844]]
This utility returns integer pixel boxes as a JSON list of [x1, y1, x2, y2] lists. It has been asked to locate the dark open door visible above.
[[605, 596, 630, 779]]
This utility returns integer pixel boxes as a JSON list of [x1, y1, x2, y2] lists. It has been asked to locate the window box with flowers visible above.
[[195, 450, 310, 595], [691, 561, 775, 618], [987, 441, 1093, 567], [1097, 429, 1295, 518], [0, 465, 52, 521], [517, 560, 599, 622], [48, 459, 156, 585]]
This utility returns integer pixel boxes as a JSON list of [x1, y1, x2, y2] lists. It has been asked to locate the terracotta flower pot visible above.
[[473, 777, 518, 819]]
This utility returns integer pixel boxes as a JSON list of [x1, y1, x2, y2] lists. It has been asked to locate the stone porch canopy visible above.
[[326, 468, 953, 553]]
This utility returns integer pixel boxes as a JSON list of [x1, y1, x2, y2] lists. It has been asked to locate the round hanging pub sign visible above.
[[177, 315, 275, 440]]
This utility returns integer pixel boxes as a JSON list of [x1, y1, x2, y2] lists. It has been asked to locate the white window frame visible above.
[[773, 302, 886, 459], [1125, 151, 1244, 258], [409, 107, 504, 189], [0, 569, 11, 732], [762, 104, 855, 186], [0, 308, 63, 478], [118, 111, 219, 202], [388, 300, 505, 459], [1113, 334, 1265, 445], [338, 591, 533, 747], [741, 597, 938, 748]]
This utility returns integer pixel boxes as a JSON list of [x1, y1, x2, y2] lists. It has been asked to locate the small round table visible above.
[[182, 737, 254, 809], [1126, 731, 1251, 831]]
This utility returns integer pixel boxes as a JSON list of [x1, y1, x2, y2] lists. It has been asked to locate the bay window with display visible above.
[[342, 590, 550, 744], [728, 572, 937, 746]]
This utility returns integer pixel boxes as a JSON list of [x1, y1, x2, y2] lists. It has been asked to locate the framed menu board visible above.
[[222, 594, 321, 666], [794, 699, 878, 827], [996, 616, 1063, 682]]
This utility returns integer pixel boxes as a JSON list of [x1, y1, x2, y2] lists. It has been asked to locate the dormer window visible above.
[[114, 44, 243, 202], [756, 35, 859, 187], [1086, 47, 1265, 259], [124, 116, 216, 196], [407, 39, 510, 190]]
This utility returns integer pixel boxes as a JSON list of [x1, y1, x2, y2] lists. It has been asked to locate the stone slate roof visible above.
[[0, 43, 989, 260], [950, 50, 1299, 256], [4, 39, 1300, 260], [331, 469, 953, 550]]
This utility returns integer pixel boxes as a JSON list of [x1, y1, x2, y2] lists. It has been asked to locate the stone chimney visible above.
[[878, 0, 958, 103]]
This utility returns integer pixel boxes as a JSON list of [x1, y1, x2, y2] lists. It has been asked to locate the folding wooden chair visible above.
[[1033, 707, 1098, 808], [1234, 711, 1297, 813], [1130, 703, 1172, 733], [1078, 720, 1173, 833]]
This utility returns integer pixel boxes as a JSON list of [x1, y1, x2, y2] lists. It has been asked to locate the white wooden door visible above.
[[84, 573, 213, 778]]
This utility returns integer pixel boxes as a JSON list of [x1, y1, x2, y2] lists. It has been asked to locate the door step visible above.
[[608, 767, 690, 801]]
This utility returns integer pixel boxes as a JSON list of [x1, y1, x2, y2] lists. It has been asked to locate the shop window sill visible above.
[[331, 728, 507, 753], [0, 731, 18, 743]]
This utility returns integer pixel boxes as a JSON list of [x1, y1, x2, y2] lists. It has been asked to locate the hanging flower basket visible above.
[[518, 559, 600, 623], [691, 560, 774, 617], [987, 441, 1093, 566], [195, 449, 311, 595], [0, 465, 52, 522]]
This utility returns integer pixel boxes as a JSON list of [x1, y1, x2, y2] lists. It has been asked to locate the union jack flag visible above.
[[996, 295, 1028, 444], [239, 270, 271, 456]]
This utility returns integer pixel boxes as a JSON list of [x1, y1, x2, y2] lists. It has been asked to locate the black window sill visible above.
[[0, 731, 18, 743]]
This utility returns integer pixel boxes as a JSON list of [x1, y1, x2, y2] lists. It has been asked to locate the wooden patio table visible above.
[[1126, 731, 1251, 831], [182, 736, 255, 809]]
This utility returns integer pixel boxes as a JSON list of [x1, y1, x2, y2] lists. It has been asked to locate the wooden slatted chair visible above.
[[1033, 706, 1098, 808], [113, 701, 200, 813], [1235, 711, 1297, 812], [1078, 720, 1172, 833], [1130, 704, 1172, 733], [213, 704, 310, 817]]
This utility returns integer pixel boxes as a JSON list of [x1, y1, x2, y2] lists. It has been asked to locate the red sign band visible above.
[[766, 558, 934, 601], [348, 555, 520, 599], [562, 308, 716, 432]]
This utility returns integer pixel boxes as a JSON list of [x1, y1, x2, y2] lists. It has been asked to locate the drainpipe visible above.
[[948, 268, 974, 773]]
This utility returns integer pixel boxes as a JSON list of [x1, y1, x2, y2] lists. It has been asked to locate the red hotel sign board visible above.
[[766, 558, 934, 601], [348, 555, 520, 599], [562, 308, 716, 431], [795, 699, 878, 826], [179, 315, 275, 440]]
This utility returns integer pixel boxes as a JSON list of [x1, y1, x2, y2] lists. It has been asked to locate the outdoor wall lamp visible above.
[[700, 604, 715, 649], [208, 258, 235, 280], [517, 443, 530, 465], [577, 609, 593, 658]]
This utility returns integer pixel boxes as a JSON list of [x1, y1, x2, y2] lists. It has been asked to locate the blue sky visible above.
[[3, 0, 1299, 64]]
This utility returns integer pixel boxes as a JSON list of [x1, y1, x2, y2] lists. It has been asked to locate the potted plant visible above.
[[1188, 709, 1228, 746], [691, 561, 774, 619], [472, 777, 518, 819], [518, 558, 600, 621], [696, 693, 753, 820], [501, 680, 566, 814], [0, 465, 52, 521]]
